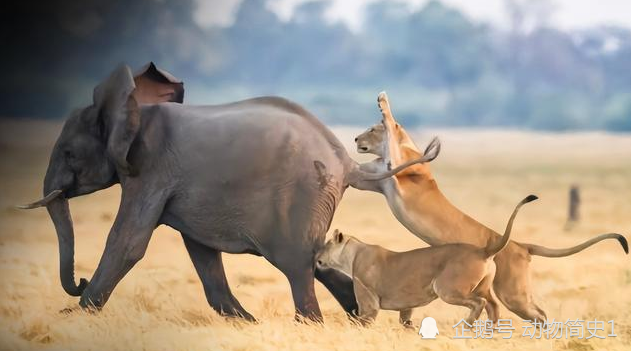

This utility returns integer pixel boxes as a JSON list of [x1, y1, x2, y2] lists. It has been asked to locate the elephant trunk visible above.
[[46, 196, 88, 296]]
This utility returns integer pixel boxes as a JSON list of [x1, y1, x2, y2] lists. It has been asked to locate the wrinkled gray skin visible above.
[[20, 64, 436, 321]]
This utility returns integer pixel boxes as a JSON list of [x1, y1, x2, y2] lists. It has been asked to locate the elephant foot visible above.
[[211, 299, 257, 323], [345, 309, 361, 322], [219, 308, 257, 323], [293, 312, 323, 324], [78, 294, 105, 312], [402, 320, 415, 329], [59, 304, 99, 315]]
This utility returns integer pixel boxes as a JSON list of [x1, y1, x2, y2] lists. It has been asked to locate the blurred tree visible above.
[[1, 0, 630, 131]]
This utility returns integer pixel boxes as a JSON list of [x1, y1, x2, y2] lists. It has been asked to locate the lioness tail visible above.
[[485, 195, 538, 257]]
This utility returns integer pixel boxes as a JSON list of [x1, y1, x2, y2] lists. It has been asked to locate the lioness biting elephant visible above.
[[352, 91, 629, 323], [316, 195, 538, 326]]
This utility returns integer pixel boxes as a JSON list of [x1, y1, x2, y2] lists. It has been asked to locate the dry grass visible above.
[[1, 120, 630, 350]]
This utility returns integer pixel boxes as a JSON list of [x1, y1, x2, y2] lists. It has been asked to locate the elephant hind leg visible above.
[[277, 259, 322, 322], [399, 308, 415, 328], [493, 249, 547, 323], [181, 234, 256, 322]]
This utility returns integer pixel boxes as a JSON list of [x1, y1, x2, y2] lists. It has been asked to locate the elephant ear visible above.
[[133, 62, 184, 104], [93, 64, 139, 177]]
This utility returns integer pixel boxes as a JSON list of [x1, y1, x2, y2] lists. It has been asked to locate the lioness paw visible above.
[[377, 91, 389, 111]]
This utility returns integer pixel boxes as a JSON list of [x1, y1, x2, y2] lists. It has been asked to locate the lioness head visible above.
[[355, 123, 386, 156], [355, 121, 416, 157], [316, 229, 352, 272]]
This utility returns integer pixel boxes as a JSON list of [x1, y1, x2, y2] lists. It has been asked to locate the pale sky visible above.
[[194, 0, 631, 32]]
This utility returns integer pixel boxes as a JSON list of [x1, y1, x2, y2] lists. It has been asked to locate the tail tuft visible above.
[[524, 194, 538, 203], [617, 234, 629, 254]]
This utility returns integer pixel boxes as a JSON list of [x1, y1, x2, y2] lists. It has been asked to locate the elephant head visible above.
[[18, 62, 183, 296]]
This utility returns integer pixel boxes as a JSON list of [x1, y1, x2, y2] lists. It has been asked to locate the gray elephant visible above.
[[19, 63, 439, 321]]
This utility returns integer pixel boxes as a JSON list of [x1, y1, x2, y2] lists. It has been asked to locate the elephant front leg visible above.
[[79, 188, 167, 309], [181, 234, 256, 321]]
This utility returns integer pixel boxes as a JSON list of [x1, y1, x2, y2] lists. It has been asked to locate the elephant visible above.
[[19, 63, 440, 321]]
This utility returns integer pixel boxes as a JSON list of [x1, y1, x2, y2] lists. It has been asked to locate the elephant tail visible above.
[[345, 137, 441, 185]]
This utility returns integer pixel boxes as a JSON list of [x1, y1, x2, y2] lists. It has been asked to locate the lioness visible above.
[[352, 92, 629, 322], [316, 195, 538, 327]]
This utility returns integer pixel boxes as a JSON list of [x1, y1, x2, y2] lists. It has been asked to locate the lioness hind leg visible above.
[[501, 299, 547, 324], [481, 292, 499, 325], [353, 278, 380, 326], [399, 308, 414, 328], [435, 280, 487, 324], [493, 248, 547, 323], [439, 294, 487, 325], [473, 273, 499, 324], [434, 259, 490, 324]]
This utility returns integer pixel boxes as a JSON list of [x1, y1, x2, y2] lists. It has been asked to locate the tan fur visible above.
[[317, 230, 497, 327], [316, 196, 532, 327], [316, 208, 519, 327], [353, 92, 628, 322]]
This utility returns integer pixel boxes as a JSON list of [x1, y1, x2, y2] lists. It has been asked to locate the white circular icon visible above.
[[419, 317, 439, 339]]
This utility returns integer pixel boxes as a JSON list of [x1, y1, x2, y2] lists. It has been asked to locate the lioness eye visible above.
[[370, 128, 374, 132]]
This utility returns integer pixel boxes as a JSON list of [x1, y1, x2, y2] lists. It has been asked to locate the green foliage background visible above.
[[2, 0, 630, 131]]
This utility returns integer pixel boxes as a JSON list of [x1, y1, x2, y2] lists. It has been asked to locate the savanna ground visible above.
[[0, 120, 630, 351]]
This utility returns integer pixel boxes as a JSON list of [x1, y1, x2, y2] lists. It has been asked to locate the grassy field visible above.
[[1, 120, 630, 351]]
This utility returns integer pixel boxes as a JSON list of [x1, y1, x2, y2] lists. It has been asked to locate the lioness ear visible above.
[[93, 64, 139, 176]]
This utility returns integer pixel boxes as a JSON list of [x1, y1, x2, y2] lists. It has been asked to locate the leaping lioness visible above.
[[351, 91, 628, 323]]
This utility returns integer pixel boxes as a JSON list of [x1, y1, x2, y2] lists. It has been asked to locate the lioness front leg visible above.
[[377, 92, 404, 169], [353, 277, 379, 326]]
